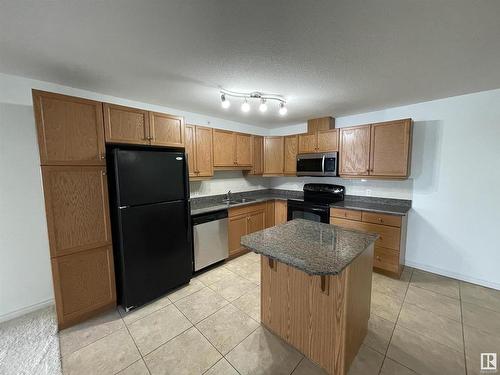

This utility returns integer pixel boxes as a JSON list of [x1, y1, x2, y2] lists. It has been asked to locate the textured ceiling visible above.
[[1, 0, 500, 128]]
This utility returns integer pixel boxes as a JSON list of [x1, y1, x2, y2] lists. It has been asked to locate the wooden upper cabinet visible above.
[[235, 133, 252, 166], [339, 125, 371, 176], [213, 129, 252, 169], [307, 117, 335, 133], [250, 136, 264, 175], [370, 119, 412, 177], [185, 125, 213, 178], [317, 129, 339, 152], [32, 90, 105, 165], [213, 129, 236, 167], [185, 125, 196, 177], [103, 103, 149, 145], [284, 135, 298, 175], [41, 166, 112, 258], [195, 126, 214, 177], [298, 133, 317, 153], [149, 112, 184, 147], [263, 136, 284, 175]]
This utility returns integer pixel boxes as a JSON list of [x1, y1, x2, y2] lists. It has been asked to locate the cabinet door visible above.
[[263, 137, 284, 175], [185, 125, 196, 177], [307, 117, 334, 133], [228, 214, 248, 256], [41, 166, 112, 257], [370, 120, 412, 177], [103, 103, 149, 145], [236, 133, 252, 166], [250, 136, 264, 175], [339, 125, 371, 176], [52, 246, 116, 329], [317, 129, 339, 152], [283, 135, 298, 175], [298, 133, 317, 153], [275, 200, 288, 225], [149, 112, 185, 147], [32, 90, 105, 165], [248, 210, 265, 234], [213, 129, 236, 167], [195, 126, 214, 177], [265, 200, 275, 228]]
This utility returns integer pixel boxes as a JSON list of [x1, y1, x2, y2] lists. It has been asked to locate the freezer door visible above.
[[115, 149, 187, 206], [117, 200, 192, 309]]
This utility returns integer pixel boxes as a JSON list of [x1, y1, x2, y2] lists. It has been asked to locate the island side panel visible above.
[[260, 246, 373, 375], [344, 243, 374, 369]]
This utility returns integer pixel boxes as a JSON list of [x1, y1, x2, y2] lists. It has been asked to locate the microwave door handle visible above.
[[321, 155, 326, 174]]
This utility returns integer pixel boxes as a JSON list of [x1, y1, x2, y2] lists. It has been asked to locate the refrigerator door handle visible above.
[[119, 205, 130, 209]]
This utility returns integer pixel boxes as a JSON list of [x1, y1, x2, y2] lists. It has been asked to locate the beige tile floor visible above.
[[59, 252, 500, 375]]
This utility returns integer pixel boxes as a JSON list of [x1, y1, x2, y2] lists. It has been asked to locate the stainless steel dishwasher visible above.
[[192, 209, 229, 271]]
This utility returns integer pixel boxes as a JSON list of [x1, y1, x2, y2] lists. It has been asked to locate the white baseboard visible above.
[[0, 299, 55, 324], [405, 260, 500, 291]]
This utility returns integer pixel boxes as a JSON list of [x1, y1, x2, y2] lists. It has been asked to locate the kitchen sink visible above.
[[222, 197, 257, 204]]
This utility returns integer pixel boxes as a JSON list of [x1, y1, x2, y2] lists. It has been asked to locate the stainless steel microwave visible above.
[[296, 152, 338, 177]]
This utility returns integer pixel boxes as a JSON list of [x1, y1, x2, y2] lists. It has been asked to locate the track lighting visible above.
[[241, 98, 250, 113], [279, 102, 288, 116], [259, 99, 268, 113], [219, 89, 287, 116], [220, 94, 230, 109]]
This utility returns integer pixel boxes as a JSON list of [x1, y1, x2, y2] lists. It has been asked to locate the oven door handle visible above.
[[308, 207, 327, 212], [321, 154, 326, 175]]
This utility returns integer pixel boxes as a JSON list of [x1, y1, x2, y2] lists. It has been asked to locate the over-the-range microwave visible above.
[[296, 152, 338, 177]]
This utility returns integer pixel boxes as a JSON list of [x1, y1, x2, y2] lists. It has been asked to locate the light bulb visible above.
[[221, 94, 230, 109], [259, 99, 267, 113], [241, 99, 250, 113], [279, 102, 287, 116]]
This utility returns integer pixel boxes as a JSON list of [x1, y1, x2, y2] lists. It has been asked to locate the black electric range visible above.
[[287, 183, 345, 224]]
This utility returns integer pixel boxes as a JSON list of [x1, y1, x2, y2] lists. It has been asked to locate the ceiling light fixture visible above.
[[279, 102, 288, 116], [220, 93, 230, 109], [241, 98, 250, 113], [259, 99, 268, 113], [219, 89, 287, 116]]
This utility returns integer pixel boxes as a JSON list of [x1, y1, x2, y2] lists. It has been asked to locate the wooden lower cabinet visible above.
[[52, 246, 116, 329], [330, 208, 407, 277], [228, 203, 266, 258], [265, 201, 275, 228], [275, 200, 288, 225]]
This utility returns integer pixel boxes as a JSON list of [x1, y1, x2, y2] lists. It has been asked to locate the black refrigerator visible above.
[[107, 146, 193, 311]]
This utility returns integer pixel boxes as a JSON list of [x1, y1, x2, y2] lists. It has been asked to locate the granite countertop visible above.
[[241, 218, 378, 275], [190, 189, 411, 216]]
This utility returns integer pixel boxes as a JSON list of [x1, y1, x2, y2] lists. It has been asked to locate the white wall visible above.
[[272, 89, 500, 290], [0, 73, 270, 321]]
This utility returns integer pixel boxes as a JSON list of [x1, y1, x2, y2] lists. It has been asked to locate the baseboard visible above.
[[405, 260, 500, 291], [0, 299, 55, 324]]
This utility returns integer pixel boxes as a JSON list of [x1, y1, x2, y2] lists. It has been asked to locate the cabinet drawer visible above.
[[373, 247, 400, 273], [362, 211, 401, 227], [330, 208, 362, 221], [229, 202, 266, 217], [330, 218, 401, 250]]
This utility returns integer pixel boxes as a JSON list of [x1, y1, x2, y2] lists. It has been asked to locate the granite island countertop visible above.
[[241, 218, 378, 275], [190, 189, 411, 216]]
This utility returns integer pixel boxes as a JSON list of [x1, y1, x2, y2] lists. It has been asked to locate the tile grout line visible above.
[[377, 267, 413, 375], [459, 284, 469, 375], [118, 314, 152, 375]]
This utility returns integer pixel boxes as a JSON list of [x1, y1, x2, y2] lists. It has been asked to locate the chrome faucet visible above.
[[226, 190, 232, 201]]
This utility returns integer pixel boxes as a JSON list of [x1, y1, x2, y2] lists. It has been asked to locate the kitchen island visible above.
[[241, 219, 378, 375]]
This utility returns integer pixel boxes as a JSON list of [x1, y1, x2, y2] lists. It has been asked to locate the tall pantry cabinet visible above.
[[33, 90, 116, 329]]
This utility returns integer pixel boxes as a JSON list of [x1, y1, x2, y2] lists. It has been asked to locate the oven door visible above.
[[287, 200, 330, 223]]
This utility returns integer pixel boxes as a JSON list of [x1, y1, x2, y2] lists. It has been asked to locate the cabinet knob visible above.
[[377, 217, 383, 222], [376, 256, 381, 261], [101, 170, 107, 176], [100, 154, 106, 160]]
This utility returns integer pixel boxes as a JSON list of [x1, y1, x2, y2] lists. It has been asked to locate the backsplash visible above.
[[269, 176, 413, 200], [189, 171, 270, 197]]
